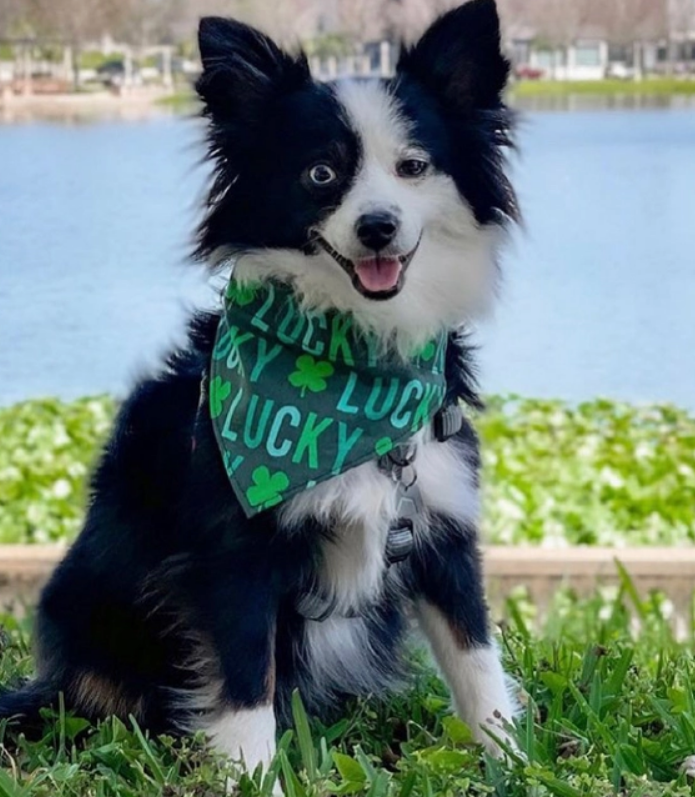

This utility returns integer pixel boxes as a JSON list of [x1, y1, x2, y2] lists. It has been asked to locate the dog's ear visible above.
[[396, 0, 509, 111], [196, 17, 310, 122]]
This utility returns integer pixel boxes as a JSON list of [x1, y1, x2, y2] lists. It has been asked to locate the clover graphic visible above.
[[375, 436, 394, 457], [288, 354, 335, 398], [246, 466, 290, 510], [419, 340, 437, 363], [225, 281, 260, 307], [209, 375, 232, 419]]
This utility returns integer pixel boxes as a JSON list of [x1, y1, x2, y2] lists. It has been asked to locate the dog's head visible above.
[[196, 0, 517, 348]]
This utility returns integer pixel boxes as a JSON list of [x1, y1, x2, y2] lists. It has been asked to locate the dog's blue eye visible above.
[[309, 164, 338, 186], [397, 159, 429, 178]]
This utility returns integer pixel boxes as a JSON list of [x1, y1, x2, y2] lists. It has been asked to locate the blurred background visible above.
[[1, 0, 694, 408]]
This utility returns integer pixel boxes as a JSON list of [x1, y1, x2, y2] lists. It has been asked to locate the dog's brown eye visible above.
[[397, 159, 429, 178], [308, 164, 338, 186]]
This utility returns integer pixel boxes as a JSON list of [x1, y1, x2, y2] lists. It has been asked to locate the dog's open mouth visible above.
[[316, 236, 421, 300]]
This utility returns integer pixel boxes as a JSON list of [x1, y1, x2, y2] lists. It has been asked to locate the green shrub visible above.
[[78, 51, 123, 70], [0, 397, 116, 543], [1, 395, 694, 546], [479, 397, 695, 546]]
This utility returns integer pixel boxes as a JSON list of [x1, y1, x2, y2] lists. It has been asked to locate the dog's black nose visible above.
[[356, 212, 399, 251]]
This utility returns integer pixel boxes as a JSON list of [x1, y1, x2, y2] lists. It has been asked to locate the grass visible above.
[[1, 577, 695, 795], [509, 77, 695, 98], [2, 395, 694, 546], [155, 78, 695, 112], [155, 91, 199, 111], [1, 396, 694, 792]]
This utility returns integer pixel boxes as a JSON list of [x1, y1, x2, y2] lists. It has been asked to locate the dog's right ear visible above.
[[196, 17, 310, 123], [396, 0, 509, 111]]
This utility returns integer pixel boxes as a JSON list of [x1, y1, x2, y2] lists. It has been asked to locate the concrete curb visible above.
[[0, 545, 693, 618]]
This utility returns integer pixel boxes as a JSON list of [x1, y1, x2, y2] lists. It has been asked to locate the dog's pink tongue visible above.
[[355, 257, 402, 293]]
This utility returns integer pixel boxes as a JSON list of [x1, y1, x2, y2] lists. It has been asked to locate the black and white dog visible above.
[[0, 0, 519, 780]]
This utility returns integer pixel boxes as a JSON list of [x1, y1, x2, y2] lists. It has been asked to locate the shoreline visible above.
[[3, 78, 695, 123], [0, 87, 181, 124]]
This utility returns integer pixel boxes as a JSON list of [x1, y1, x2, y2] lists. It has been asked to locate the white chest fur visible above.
[[280, 429, 479, 613]]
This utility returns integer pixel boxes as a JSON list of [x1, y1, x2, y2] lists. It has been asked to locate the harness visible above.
[[293, 401, 463, 622], [197, 277, 465, 622]]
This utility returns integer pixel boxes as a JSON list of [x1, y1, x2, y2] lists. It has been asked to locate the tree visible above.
[[14, 0, 135, 87], [521, 0, 599, 77], [0, 0, 21, 36], [383, 0, 459, 42], [113, 0, 188, 46], [668, 0, 695, 70], [336, 0, 388, 43], [585, 0, 662, 76]]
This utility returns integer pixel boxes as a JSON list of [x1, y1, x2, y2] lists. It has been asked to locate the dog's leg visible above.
[[411, 517, 517, 756], [178, 556, 281, 792], [206, 693, 278, 784]]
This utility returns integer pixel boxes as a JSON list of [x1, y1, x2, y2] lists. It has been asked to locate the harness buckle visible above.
[[385, 520, 414, 564], [433, 403, 463, 442]]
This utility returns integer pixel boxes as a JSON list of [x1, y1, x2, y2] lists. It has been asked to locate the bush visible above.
[[1, 395, 694, 546], [78, 51, 123, 70], [478, 397, 695, 546], [0, 397, 116, 543]]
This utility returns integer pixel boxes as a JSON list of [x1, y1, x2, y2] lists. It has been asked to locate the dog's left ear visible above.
[[396, 0, 509, 111]]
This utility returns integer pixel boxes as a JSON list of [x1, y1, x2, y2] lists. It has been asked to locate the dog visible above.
[[0, 0, 519, 782]]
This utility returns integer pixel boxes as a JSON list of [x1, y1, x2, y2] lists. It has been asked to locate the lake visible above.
[[1, 108, 694, 408]]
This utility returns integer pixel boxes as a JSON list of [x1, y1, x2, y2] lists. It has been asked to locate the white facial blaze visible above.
[[323, 80, 421, 259], [235, 78, 500, 351]]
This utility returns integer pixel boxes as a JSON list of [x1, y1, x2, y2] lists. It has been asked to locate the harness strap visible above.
[[295, 400, 463, 623], [191, 373, 464, 622]]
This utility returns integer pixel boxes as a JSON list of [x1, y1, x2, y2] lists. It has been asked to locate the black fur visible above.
[[393, 0, 518, 226], [195, 0, 517, 260], [0, 2, 513, 747], [0, 314, 420, 730], [196, 18, 362, 259]]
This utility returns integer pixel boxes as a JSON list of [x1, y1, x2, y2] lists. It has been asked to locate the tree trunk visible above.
[[634, 41, 643, 81], [71, 42, 80, 92], [666, 38, 677, 77], [22, 46, 33, 95]]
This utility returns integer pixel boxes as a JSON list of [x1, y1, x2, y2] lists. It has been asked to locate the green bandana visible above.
[[209, 279, 448, 517]]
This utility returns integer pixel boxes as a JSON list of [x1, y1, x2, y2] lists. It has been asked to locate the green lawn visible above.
[[1, 396, 695, 793], [1, 579, 694, 795], [156, 91, 199, 111], [2, 396, 694, 546], [509, 78, 695, 98], [157, 78, 695, 112]]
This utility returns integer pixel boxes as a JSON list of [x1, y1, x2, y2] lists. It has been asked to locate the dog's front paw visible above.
[[477, 711, 523, 765], [224, 766, 284, 797], [680, 755, 695, 779]]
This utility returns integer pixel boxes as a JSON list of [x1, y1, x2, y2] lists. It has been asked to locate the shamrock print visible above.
[[375, 436, 394, 457], [288, 354, 335, 398], [225, 281, 260, 307], [246, 466, 290, 510], [419, 340, 437, 363], [223, 451, 244, 478], [209, 375, 232, 419]]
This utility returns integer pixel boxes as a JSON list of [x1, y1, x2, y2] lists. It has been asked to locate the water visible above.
[[1, 109, 694, 408]]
